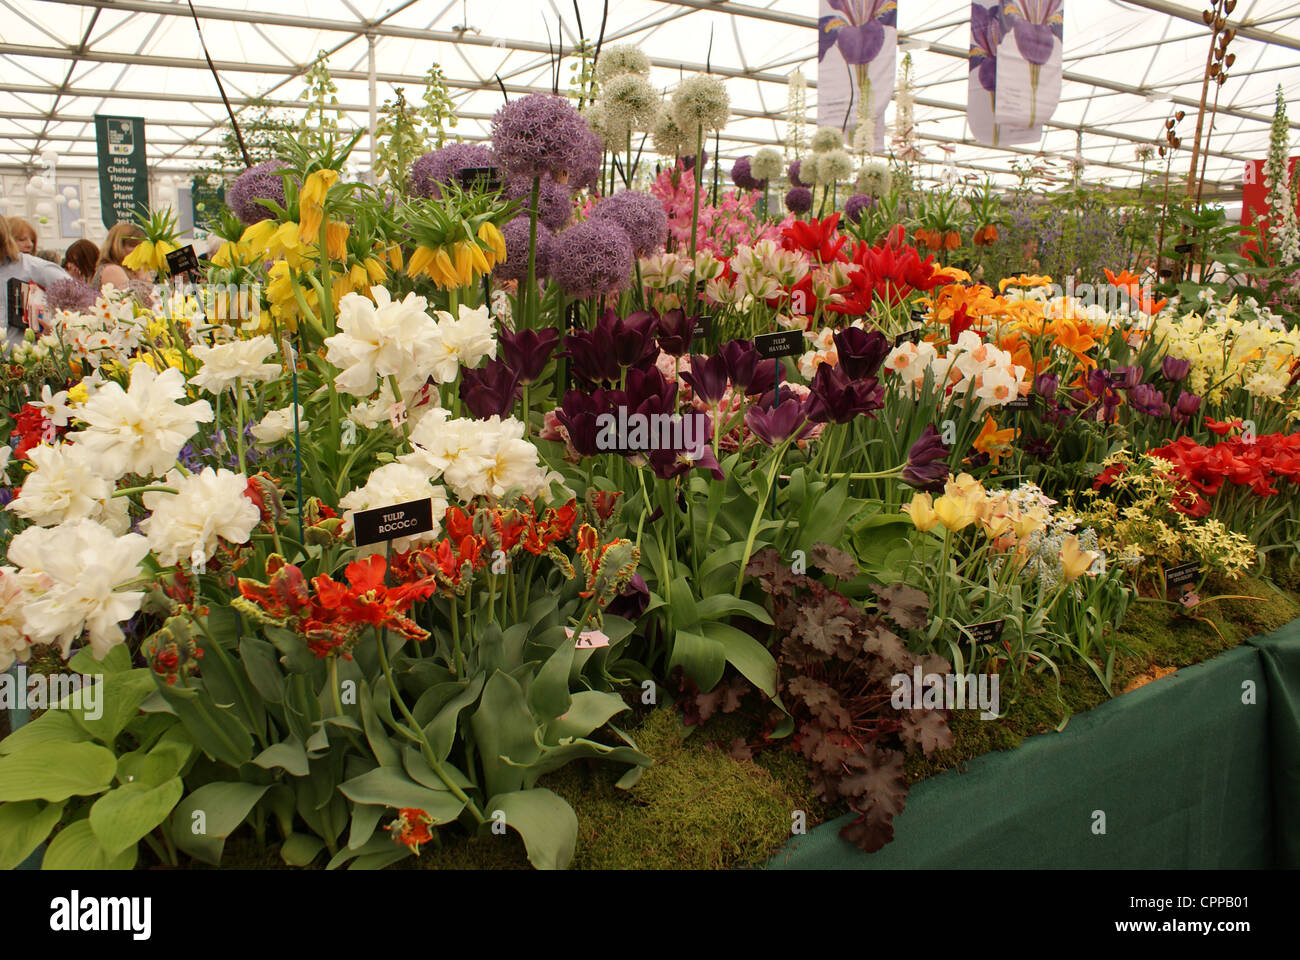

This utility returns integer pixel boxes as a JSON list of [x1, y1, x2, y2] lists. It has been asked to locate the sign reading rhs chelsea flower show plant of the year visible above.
[[94, 114, 148, 229], [817, 0, 897, 152]]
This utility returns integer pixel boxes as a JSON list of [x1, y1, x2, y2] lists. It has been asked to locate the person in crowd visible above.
[[6, 217, 38, 256], [0, 216, 71, 345], [36, 248, 62, 264], [63, 239, 100, 283], [94, 222, 147, 290]]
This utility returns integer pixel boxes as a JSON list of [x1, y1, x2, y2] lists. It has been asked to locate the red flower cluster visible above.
[[237, 554, 431, 658], [781, 214, 849, 264], [8, 406, 58, 460], [828, 235, 953, 314], [1148, 431, 1300, 511]]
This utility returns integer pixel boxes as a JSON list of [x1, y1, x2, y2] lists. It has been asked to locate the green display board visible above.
[[94, 114, 148, 228], [190, 175, 225, 231], [770, 619, 1300, 870]]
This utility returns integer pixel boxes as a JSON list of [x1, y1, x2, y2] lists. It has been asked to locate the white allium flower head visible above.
[[7, 518, 150, 660], [811, 126, 844, 153], [652, 104, 688, 157], [750, 147, 783, 183], [856, 162, 893, 197], [140, 467, 261, 568], [67, 363, 214, 481], [815, 149, 854, 184], [670, 74, 730, 140], [598, 74, 661, 138], [595, 44, 651, 83]]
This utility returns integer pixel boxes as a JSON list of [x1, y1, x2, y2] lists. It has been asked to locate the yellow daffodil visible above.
[[933, 493, 977, 532], [298, 168, 340, 244], [1059, 535, 1101, 582], [903, 493, 940, 532]]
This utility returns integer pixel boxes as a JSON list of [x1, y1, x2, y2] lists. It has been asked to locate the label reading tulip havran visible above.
[[753, 330, 803, 359]]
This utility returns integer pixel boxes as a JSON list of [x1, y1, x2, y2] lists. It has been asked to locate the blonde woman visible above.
[[6, 217, 38, 255], [1, 215, 70, 345], [94, 221, 147, 290]]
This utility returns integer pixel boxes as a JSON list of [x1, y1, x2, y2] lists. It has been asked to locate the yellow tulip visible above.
[[903, 493, 940, 533], [1059, 535, 1100, 582], [980, 512, 1014, 540], [933, 494, 977, 532], [945, 472, 984, 500]]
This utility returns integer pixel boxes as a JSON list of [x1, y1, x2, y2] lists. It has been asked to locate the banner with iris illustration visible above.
[[968, 0, 1042, 147], [817, 0, 897, 153], [994, 0, 1064, 132]]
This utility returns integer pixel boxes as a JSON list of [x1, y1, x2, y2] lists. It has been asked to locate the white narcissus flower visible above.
[[251, 405, 309, 445], [0, 443, 10, 479], [325, 287, 443, 397], [6, 442, 127, 532], [29, 384, 72, 428], [7, 519, 150, 660], [140, 468, 262, 568], [339, 462, 448, 553], [67, 363, 214, 480], [0, 567, 33, 672], [189, 335, 281, 394]]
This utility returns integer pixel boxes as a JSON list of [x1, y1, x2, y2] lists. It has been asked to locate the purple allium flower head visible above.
[[787, 159, 807, 188], [227, 160, 288, 224], [409, 143, 497, 198], [492, 93, 590, 181], [901, 423, 951, 492], [1162, 356, 1192, 382], [45, 277, 97, 312], [505, 174, 574, 231], [785, 186, 813, 215], [493, 216, 556, 283], [844, 193, 875, 224], [550, 220, 634, 298], [730, 156, 764, 191], [567, 125, 603, 192], [589, 190, 669, 257]]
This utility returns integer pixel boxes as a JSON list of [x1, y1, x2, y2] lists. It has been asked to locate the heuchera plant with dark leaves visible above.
[[743, 543, 952, 854]]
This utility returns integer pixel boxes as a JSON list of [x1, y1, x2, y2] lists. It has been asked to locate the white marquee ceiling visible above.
[[0, 0, 1297, 194]]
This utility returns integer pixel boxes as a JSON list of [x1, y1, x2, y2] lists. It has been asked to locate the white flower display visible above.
[[6, 442, 125, 532], [251, 404, 308, 445], [7, 518, 150, 660], [339, 462, 449, 553], [325, 287, 444, 397], [140, 468, 262, 567], [426, 303, 497, 384], [0, 567, 32, 672], [189, 335, 281, 394], [0, 443, 10, 478], [66, 363, 214, 480]]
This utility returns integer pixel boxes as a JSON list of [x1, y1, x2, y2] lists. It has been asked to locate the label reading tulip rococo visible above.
[[352, 498, 435, 548]]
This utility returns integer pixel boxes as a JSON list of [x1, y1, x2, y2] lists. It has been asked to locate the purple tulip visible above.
[[1129, 383, 1170, 419], [745, 397, 814, 447], [557, 388, 622, 456], [1033, 371, 1059, 398], [499, 327, 560, 384], [1113, 365, 1143, 390], [832, 326, 891, 381], [459, 359, 521, 420], [1162, 356, 1192, 382], [612, 309, 661, 369], [625, 366, 678, 417], [606, 572, 650, 620], [682, 353, 730, 406], [1173, 390, 1202, 424], [901, 423, 950, 493]]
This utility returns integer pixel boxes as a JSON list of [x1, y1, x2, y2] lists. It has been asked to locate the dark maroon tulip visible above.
[[745, 397, 813, 447], [1112, 365, 1143, 390], [719, 339, 760, 393], [459, 359, 521, 419], [563, 323, 620, 386], [499, 327, 561, 384], [832, 326, 891, 381], [612, 309, 661, 368], [656, 308, 697, 357], [557, 388, 623, 456], [1128, 383, 1170, 419], [682, 353, 730, 406], [606, 572, 650, 620], [1173, 390, 1201, 424], [1033, 371, 1059, 397], [806, 363, 884, 424], [901, 423, 950, 493], [625, 366, 678, 417]]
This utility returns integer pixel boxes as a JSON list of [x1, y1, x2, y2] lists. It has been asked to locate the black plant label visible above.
[[754, 330, 803, 359], [353, 498, 435, 547], [961, 619, 1006, 646], [165, 244, 200, 277], [894, 327, 924, 347]]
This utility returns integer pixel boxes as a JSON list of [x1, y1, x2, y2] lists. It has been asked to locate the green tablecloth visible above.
[[770, 619, 1300, 869]]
